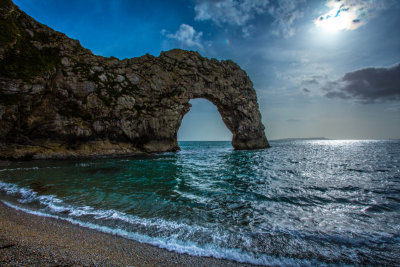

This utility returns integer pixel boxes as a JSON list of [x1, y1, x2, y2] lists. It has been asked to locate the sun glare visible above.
[[315, 3, 362, 33], [318, 12, 355, 33]]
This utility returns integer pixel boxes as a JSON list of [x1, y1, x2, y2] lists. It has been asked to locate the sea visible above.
[[0, 140, 399, 266]]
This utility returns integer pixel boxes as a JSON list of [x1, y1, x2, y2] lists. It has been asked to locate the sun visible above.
[[314, 4, 361, 33], [317, 12, 354, 33]]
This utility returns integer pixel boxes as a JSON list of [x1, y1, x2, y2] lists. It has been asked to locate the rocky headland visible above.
[[0, 0, 269, 160]]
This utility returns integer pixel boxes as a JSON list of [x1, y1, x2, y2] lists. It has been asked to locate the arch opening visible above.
[[177, 98, 233, 142]]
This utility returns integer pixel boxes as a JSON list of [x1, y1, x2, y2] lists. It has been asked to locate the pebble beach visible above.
[[0, 201, 253, 266]]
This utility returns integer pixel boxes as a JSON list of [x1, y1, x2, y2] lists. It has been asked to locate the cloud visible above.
[[194, 0, 305, 37], [163, 24, 204, 49], [241, 25, 255, 38], [268, 0, 305, 37], [194, 0, 269, 26], [314, 0, 394, 31], [300, 75, 327, 86], [324, 63, 400, 103]]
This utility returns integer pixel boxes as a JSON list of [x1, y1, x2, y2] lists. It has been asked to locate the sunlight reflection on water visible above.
[[0, 140, 399, 265]]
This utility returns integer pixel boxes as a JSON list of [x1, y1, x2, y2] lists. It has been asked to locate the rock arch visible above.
[[0, 0, 269, 159], [131, 49, 269, 152], [161, 49, 270, 151]]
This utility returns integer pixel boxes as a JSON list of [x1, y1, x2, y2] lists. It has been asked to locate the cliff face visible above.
[[0, 0, 269, 160]]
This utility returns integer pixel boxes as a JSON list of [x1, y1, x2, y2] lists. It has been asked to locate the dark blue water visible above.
[[0, 140, 399, 265]]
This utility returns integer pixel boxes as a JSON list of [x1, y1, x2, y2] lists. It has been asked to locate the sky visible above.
[[13, 0, 400, 140]]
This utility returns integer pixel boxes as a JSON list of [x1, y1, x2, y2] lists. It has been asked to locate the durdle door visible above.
[[0, 0, 269, 160]]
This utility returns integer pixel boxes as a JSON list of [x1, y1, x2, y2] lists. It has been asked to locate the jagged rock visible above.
[[0, 0, 269, 160]]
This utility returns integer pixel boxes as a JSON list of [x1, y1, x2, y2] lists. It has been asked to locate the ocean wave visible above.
[[1, 180, 398, 266], [1, 200, 319, 266], [1, 140, 399, 265]]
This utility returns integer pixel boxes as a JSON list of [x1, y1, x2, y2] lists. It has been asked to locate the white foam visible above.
[[2, 199, 319, 266], [0, 166, 62, 172], [0, 166, 40, 172], [0, 181, 19, 194], [0, 181, 38, 203], [0, 182, 281, 265]]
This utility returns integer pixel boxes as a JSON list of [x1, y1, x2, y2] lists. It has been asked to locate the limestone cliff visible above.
[[0, 0, 269, 160]]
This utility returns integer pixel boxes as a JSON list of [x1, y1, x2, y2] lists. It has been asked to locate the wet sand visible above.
[[0, 201, 256, 266]]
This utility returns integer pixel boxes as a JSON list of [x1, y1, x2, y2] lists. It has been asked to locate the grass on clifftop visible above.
[[0, 3, 60, 82]]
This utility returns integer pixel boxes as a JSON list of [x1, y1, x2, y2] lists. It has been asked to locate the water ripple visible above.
[[0, 140, 399, 265]]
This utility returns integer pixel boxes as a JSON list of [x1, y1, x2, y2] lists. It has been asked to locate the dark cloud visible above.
[[302, 88, 310, 93], [325, 63, 400, 103], [300, 75, 328, 86]]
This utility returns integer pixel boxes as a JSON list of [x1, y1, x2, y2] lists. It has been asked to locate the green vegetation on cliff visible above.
[[0, 1, 60, 81]]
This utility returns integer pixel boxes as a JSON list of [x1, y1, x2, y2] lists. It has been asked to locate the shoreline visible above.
[[0, 201, 256, 266]]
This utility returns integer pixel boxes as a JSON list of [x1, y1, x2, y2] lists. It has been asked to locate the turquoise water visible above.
[[0, 140, 399, 265]]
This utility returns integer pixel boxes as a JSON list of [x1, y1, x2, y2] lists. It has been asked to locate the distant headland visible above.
[[0, 0, 269, 160]]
